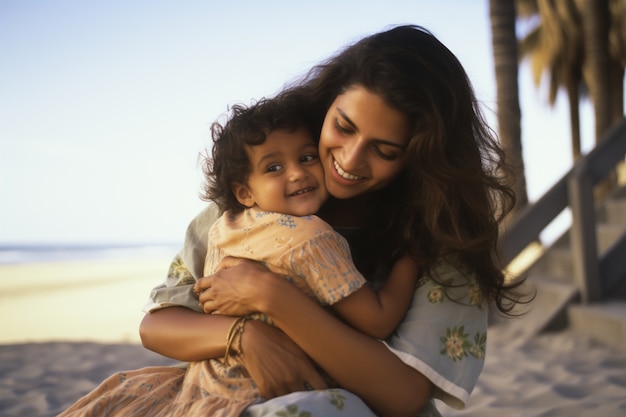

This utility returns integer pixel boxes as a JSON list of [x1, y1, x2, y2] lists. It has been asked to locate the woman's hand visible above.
[[194, 257, 272, 315], [240, 320, 329, 398], [194, 258, 329, 397]]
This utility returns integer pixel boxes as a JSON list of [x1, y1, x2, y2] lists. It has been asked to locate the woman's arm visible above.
[[140, 306, 329, 396], [139, 306, 234, 361], [267, 281, 432, 417], [198, 261, 433, 417]]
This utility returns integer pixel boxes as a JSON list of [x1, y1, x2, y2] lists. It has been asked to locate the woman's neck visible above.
[[318, 193, 379, 228]]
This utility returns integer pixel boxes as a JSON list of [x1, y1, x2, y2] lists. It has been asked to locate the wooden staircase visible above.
[[493, 120, 626, 353]]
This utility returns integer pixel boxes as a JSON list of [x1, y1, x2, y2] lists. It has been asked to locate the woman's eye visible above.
[[374, 147, 399, 161], [334, 120, 353, 134]]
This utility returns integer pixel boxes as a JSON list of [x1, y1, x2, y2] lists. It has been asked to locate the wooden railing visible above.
[[499, 118, 626, 303]]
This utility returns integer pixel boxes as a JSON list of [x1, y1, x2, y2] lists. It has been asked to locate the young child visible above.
[[187, 96, 418, 416]]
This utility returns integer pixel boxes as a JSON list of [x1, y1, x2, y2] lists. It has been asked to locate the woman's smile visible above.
[[332, 158, 364, 181], [319, 86, 411, 200]]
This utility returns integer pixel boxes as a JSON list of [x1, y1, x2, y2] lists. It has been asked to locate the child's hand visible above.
[[214, 256, 250, 270]]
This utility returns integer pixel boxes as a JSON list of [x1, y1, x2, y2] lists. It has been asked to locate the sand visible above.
[[0, 342, 178, 417], [438, 325, 626, 416], [1, 258, 626, 417], [0, 257, 171, 344]]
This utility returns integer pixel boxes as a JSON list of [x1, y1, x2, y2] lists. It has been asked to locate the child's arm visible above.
[[330, 256, 418, 340]]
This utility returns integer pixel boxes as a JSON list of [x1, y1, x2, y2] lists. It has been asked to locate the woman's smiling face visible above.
[[319, 85, 411, 200]]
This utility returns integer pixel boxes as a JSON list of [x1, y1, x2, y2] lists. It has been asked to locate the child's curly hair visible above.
[[201, 96, 319, 214]]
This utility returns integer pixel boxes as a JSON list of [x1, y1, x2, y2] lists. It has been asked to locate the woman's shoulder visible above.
[[418, 257, 484, 308], [423, 256, 474, 282], [387, 257, 488, 411], [189, 202, 222, 233]]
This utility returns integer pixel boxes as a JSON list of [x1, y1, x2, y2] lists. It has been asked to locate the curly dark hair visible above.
[[201, 96, 319, 214], [274, 24, 530, 315]]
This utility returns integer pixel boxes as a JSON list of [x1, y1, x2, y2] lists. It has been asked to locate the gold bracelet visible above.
[[223, 315, 252, 365], [223, 317, 244, 365], [235, 315, 253, 357]]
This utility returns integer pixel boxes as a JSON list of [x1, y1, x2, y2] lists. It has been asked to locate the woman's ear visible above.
[[232, 183, 256, 208]]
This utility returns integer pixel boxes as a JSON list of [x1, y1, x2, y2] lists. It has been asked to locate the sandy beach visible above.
[[1, 257, 626, 417], [0, 256, 173, 344], [438, 325, 626, 416]]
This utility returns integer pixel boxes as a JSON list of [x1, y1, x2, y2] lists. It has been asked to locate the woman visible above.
[[62, 25, 525, 417]]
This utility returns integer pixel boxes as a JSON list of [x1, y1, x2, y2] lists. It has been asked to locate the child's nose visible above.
[[288, 165, 308, 181]]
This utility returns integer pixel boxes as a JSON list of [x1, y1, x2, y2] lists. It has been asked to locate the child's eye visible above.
[[300, 154, 318, 163], [266, 164, 283, 173]]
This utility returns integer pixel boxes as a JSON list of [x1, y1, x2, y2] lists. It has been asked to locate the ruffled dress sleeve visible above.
[[275, 223, 367, 305], [383, 261, 487, 411]]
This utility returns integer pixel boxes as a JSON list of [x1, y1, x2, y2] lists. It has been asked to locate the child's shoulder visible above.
[[253, 210, 332, 232]]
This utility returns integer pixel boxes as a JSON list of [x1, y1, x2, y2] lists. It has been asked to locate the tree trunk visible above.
[[609, 65, 624, 124], [580, 0, 617, 197], [580, 0, 612, 142], [490, 0, 528, 214], [566, 80, 582, 159]]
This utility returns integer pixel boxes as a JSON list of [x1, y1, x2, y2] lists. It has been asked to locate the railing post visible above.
[[568, 162, 602, 303]]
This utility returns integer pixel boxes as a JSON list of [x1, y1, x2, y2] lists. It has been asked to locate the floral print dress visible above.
[[61, 203, 487, 417]]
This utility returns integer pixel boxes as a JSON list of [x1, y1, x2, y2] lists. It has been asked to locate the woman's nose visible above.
[[339, 140, 364, 171]]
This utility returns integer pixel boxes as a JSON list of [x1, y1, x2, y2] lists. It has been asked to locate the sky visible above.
[[0, 0, 601, 246]]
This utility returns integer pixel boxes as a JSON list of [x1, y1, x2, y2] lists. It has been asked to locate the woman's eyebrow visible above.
[[336, 107, 358, 129], [336, 107, 407, 150]]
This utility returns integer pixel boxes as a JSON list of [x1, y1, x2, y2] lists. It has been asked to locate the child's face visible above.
[[233, 127, 328, 216]]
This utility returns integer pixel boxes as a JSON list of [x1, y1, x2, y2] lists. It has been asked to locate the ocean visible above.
[[0, 243, 181, 265]]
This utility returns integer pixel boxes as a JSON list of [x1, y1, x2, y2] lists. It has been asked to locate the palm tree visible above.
[[518, 0, 586, 160], [490, 0, 529, 215], [580, 0, 613, 143], [607, 0, 626, 123], [518, 0, 625, 156], [580, 0, 626, 140], [579, 0, 626, 194]]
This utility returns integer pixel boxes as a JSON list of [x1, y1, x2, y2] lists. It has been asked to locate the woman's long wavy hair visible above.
[[277, 24, 530, 315]]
